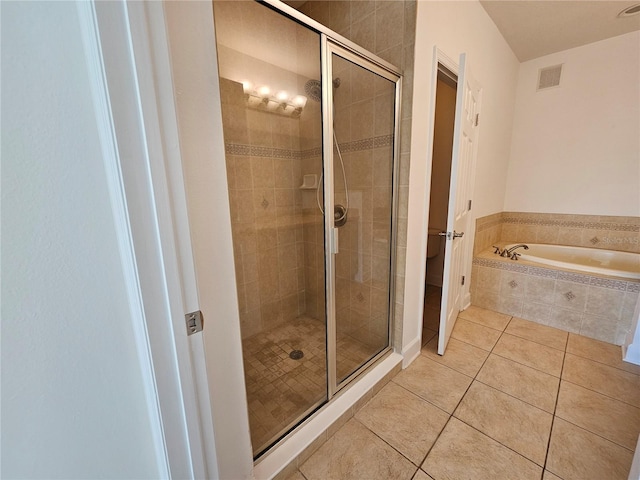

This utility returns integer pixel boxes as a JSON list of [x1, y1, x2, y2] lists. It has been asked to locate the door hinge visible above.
[[185, 310, 204, 335], [461, 275, 465, 286], [475, 113, 479, 126], [468, 199, 472, 211]]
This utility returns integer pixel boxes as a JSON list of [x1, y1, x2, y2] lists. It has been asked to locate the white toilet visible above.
[[427, 227, 444, 259]]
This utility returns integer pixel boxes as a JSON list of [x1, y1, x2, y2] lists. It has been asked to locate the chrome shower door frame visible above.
[[321, 37, 403, 398]]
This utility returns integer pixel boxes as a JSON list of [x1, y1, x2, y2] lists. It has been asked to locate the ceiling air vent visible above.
[[537, 64, 563, 91]]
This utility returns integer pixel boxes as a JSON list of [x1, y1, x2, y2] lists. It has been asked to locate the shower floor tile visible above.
[[242, 315, 382, 455]]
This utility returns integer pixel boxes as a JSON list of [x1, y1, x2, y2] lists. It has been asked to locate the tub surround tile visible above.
[[422, 417, 542, 480], [524, 276, 556, 304], [299, 419, 416, 480], [553, 280, 588, 312], [393, 355, 472, 413], [493, 333, 564, 377], [476, 354, 559, 413], [555, 381, 640, 450], [567, 333, 640, 375], [458, 305, 511, 330], [453, 381, 553, 465], [499, 271, 528, 297], [450, 318, 502, 351], [496, 295, 524, 317], [547, 307, 583, 334], [585, 286, 624, 319], [505, 317, 568, 351], [580, 313, 618, 345], [546, 418, 633, 480], [355, 383, 449, 465], [562, 354, 640, 407], [422, 336, 489, 377]]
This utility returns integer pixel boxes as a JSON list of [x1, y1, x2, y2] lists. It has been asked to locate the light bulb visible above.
[[257, 85, 271, 98], [276, 91, 289, 102], [292, 95, 307, 108]]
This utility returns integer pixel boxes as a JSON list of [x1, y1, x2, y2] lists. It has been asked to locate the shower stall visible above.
[[212, 0, 402, 457]]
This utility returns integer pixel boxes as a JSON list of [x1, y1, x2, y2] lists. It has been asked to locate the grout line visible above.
[[418, 314, 515, 470], [542, 342, 566, 473], [558, 376, 640, 409]]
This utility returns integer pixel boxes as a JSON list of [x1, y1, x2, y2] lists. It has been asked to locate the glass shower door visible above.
[[326, 44, 400, 385], [212, 1, 327, 458]]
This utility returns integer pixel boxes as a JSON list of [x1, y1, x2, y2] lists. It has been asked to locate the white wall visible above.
[[404, 0, 519, 353], [1, 2, 161, 477], [504, 32, 640, 216]]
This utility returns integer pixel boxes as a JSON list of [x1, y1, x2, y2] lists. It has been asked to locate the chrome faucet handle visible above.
[[510, 252, 521, 261], [492, 246, 500, 254]]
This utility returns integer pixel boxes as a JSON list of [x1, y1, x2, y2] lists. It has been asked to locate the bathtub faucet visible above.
[[506, 244, 529, 260]]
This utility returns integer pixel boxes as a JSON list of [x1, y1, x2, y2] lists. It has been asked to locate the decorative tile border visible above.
[[225, 134, 394, 160], [501, 213, 640, 232], [472, 256, 638, 292]]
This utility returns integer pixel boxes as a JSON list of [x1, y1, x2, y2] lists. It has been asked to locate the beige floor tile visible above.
[[556, 380, 640, 450], [567, 333, 640, 375], [494, 333, 564, 376], [412, 469, 433, 480], [451, 318, 502, 351], [422, 417, 542, 480], [476, 354, 559, 413], [459, 305, 511, 331], [393, 356, 472, 413], [562, 354, 640, 407], [453, 381, 552, 465], [543, 471, 562, 480], [284, 470, 305, 480], [506, 317, 568, 351], [546, 418, 633, 480], [355, 383, 449, 465], [422, 336, 489, 377], [299, 418, 416, 480]]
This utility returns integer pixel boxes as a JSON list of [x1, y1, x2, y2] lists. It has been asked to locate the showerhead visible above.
[[304, 78, 341, 102], [304, 79, 322, 102]]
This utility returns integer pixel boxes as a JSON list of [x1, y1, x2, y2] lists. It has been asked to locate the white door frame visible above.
[[81, 1, 255, 478], [403, 46, 478, 362]]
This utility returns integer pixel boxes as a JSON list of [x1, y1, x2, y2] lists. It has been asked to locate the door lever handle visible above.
[[453, 231, 464, 238]]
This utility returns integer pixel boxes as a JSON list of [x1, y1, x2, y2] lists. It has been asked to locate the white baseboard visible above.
[[402, 336, 422, 368]]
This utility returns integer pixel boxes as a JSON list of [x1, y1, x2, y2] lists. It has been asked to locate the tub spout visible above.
[[507, 244, 529, 260]]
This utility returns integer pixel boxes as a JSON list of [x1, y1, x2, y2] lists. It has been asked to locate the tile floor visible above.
[[283, 303, 640, 480], [243, 315, 384, 455]]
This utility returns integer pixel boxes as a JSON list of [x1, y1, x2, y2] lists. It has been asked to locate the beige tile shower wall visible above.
[[220, 78, 308, 339], [298, 0, 417, 350], [500, 212, 640, 254], [470, 256, 640, 345]]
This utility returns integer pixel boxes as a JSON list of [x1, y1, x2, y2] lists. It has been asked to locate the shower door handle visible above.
[[330, 227, 339, 254]]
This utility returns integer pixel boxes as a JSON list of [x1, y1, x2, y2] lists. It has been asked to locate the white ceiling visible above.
[[479, 1, 640, 61]]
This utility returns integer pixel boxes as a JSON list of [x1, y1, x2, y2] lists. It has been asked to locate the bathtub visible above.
[[505, 243, 640, 280]]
